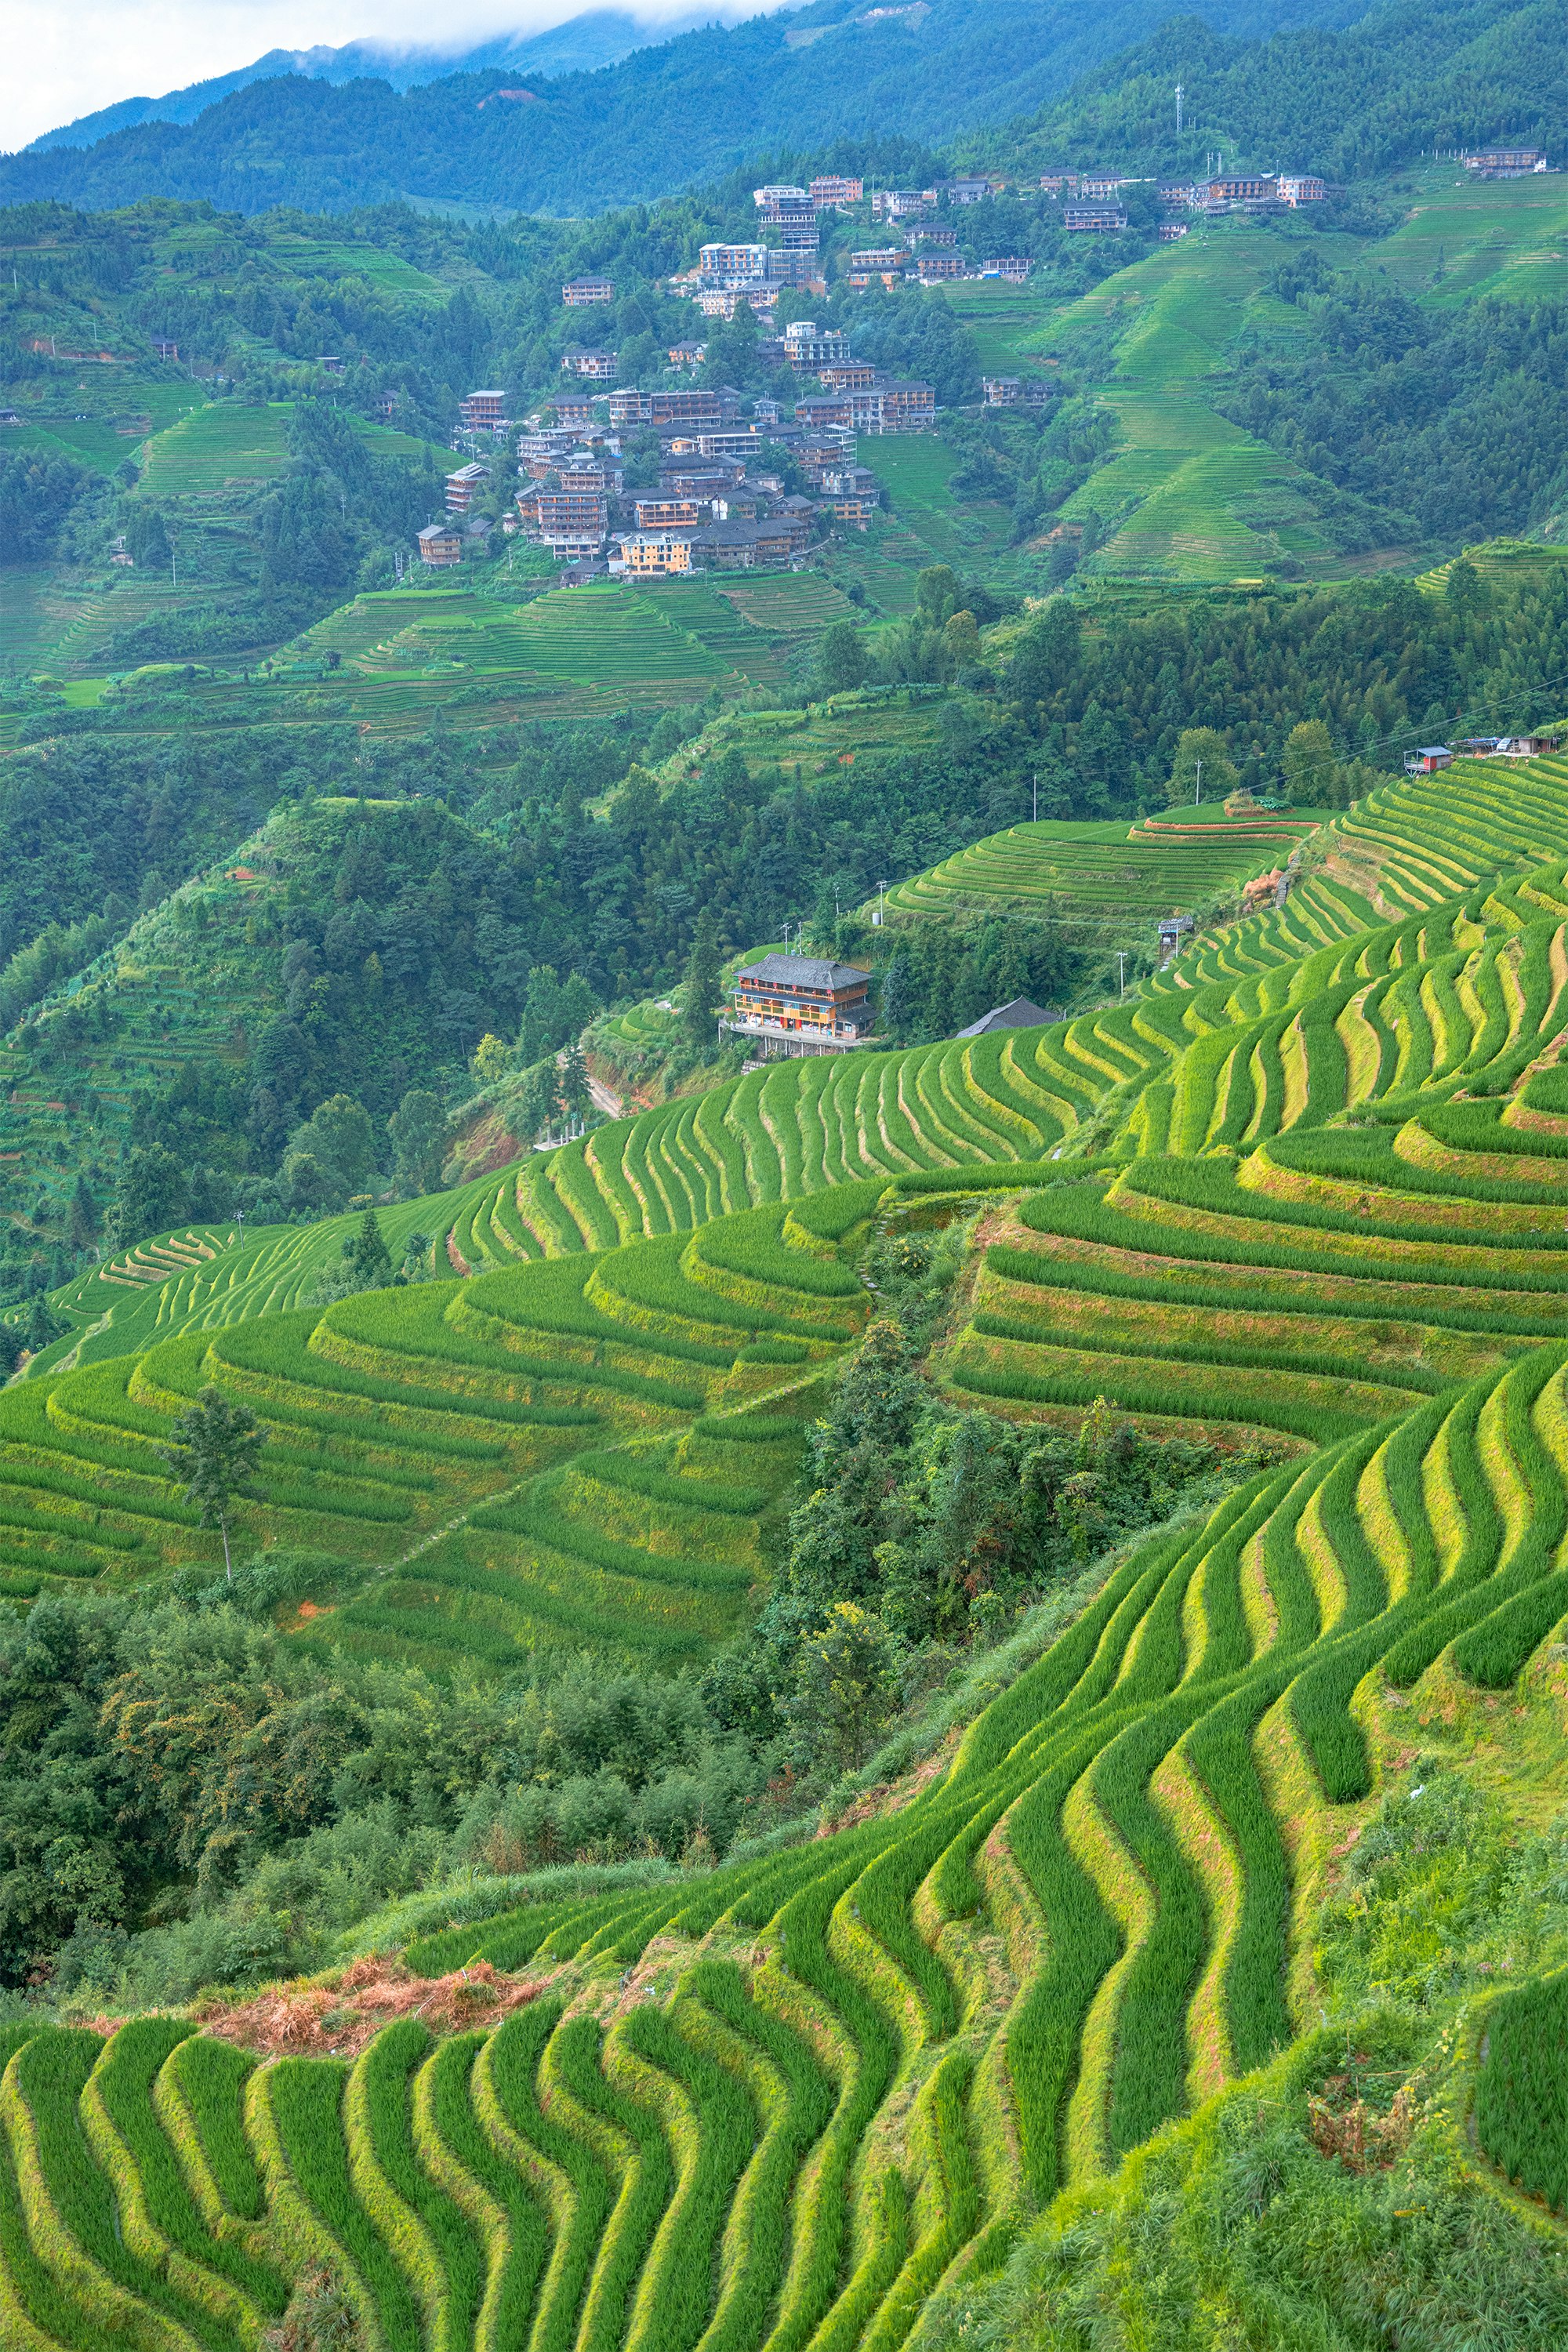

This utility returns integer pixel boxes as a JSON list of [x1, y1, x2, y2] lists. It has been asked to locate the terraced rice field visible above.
[[0, 562, 234, 681], [881, 807, 1319, 926], [14, 1313, 1568, 2348], [0, 950, 262, 1240], [1416, 539, 1568, 595], [657, 689, 950, 788], [1034, 227, 1341, 582], [16, 751, 1568, 2347], [826, 521, 946, 615], [1376, 165, 1568, 310], [47, 752, 1568, 1368], [706, 574, 859, 633], [137, 402, 295, 501], [4, 1194, 878, 1670], [1302, 750, 1568, 923], [300, 583, 792, 702], [869, 436, 1015, 571], [0, 568, 59, 667], [940, 277, 1063, 377]]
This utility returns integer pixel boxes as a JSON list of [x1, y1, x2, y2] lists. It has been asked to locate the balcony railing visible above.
[[725, 1010, 868, 1038], [720, 1013, 879, 1062]]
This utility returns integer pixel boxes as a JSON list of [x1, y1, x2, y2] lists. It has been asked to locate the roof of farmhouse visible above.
[[735, 956, 869, 990]]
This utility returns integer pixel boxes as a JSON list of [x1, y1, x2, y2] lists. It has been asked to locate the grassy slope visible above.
[[1045, 223, 1344, 580]]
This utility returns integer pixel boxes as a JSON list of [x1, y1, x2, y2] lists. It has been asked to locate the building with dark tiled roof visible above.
[[954, 997, 1058, 1037], [724, 955, 874, 1055]]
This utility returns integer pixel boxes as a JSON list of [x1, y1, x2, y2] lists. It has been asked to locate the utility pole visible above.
[[877, 880, 887, 927], [1033, 771, 1039, 822], [1175, 83, 1183, 138], [1194, 757, 1202, 805]]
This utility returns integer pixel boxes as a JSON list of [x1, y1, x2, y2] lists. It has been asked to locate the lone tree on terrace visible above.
[[161, 1385, 268, 1582]]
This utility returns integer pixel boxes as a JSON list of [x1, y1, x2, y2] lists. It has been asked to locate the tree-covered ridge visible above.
[[0, 0, 1563, 222], [983, 0, 1568, 186], [1216, 263, 1568, 550], [0, 0, 1356, 219]]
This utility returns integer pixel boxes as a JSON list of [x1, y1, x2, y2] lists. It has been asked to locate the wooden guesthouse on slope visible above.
[[722, 955, 877, 1059]]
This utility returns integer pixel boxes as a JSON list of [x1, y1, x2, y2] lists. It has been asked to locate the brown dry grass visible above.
[[192, 1955, 550, 2060]]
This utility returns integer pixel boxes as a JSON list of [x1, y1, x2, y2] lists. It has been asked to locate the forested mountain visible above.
[[987, 0, 1568, 183], [22, 9, 729, 156], [0, 0, 1370, 216]]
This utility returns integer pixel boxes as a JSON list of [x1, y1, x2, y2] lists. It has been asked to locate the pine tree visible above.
[[346, 1207, 394, 1290], [683, 908, 724, 1058], [67, 1174, 96, 1253], [560, 1040, 590, 1134], [517, 1059, 557, 1148], [26, 1293, 56, 1358]]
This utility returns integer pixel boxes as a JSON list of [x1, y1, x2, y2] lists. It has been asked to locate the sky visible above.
[[0, 0, 724, 153]]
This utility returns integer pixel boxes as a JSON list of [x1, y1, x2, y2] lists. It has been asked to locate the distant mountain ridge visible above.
[[19, 9, 736, 155], [0, 0, 1374, 216]]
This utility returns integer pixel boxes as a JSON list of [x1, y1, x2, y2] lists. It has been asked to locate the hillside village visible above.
[[415, 162, 1352, 581]]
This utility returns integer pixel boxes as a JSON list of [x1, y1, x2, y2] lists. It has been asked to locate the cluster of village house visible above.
[[406, 148, 1542, 578], [416, 325, 903, 575]]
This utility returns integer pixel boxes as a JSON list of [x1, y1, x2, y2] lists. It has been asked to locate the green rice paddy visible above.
[[883, 806, 1319, 925], [11, 754, 1568, 2352], [1376, 166, 1568, 307], [137, 401, 296, 500]]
